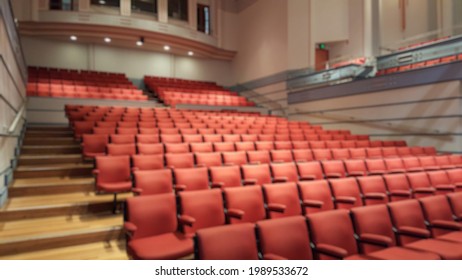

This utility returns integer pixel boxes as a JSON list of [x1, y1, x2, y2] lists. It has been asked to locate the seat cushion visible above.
[[368, 246, 440, 260], [344, 254, 373, 260], [405, 239, 462, 260], [128, 232, 194, 260], [437, 231, 462, 243], [98, 181, 132, 192]]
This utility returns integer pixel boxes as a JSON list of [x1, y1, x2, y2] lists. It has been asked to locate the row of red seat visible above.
[[162, 94, 255, 107], [377, 54, 461, 75], [123, 187, 462, 259], [94, 154, 462, 195]]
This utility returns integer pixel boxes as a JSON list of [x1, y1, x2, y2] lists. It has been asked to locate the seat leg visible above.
[[112, 193, 118, 214]]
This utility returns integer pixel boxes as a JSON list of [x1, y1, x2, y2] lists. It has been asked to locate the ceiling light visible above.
[[164, 45, 170, 51], [70, 35, 77, 41], [99, 0, 106, 4], [104, 37, 111, 43], [136, 36, 144, 46], [188, 51, 194, 56]]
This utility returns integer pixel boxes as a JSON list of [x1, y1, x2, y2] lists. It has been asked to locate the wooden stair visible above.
[[0, 126, 131, 259]]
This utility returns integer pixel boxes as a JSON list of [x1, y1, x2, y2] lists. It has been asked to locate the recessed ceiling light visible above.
[[188, 51, 194, 56], [104, 37, 111, 43], [99, 0, 106, 4], [136, 41, 143, 46], [70, 35, 77, 41], [164, 45, 170, 51]]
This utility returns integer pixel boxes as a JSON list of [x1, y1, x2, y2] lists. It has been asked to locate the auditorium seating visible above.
[[27, 67, 148, 100]]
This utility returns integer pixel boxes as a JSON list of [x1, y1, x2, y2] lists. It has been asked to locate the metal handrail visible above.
[[8, 102, 25, 134]]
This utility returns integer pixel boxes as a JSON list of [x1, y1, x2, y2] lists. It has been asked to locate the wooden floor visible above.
[[0, 126, 131, 260]]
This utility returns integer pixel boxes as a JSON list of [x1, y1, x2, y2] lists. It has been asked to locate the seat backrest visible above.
[[329, 177, 364, 209], [274, 141, 293, 150], [447, 192, 462, 219], [349, 148, 367, 159], [384, 158, 405, 172], [247, 150, 271, 164], [262, 182, 302, 219], [292, 141, 309, 149], [447, 168, 462, 183], [137, 143, 164, 155], [132, 154, 164, 170], [223, 186, 266, 223], [136, 134, 160, 144], [366, 148, 382, 158], [357, 175, 389, 204], [165, 143, 190, 154], [126, 193, 178, 240], [298, 180, 334, 214], [160, 134, 182, 144], [350, 204, 397, 253], [427, 170, 451, 186], [223, 134, 241, 143], [307, 210, 359, 259], [383, 173, 412, 201], [210, 165, 242, 188], [402, 157, 423, 170], [134, 169, 172, 195], [95, 155, 131, 186], [344, 159, 367, 176], [179, 189, 225, 234], [242, 164, 272, 185], [257, 216, 313, 260], [107, 143, 136, 156], [419, 195, 455, 234], [419, 156, 437, 167], [235, 141, 255, 151], [292, 149, 313, 162], [190, 142, 213, 153], [183, 134, 203, 143], [406, 172, 434, 196], [196, 223, 259, 260], [222, 151, 248, 166], [365, 159, 387, 174], [297, 161, 323, 180], [213, 142, 235, 152], [382, 147, 398, 158], [387, 199, 429, 245], [322, 160, 347, 178], [174, 167, 209, 191], [203, 134, 222, 143], [270, 150, 293, 163], [195, 152, 222, 167], [165, 153, 195, 169], [82, 134, 108, 156], [270, 162, 298, 183], [312, 149, 332, 161], [111, 134, 135, 144]]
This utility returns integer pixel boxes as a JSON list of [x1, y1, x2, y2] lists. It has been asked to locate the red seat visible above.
[[223, 186, 266, 224], [117, 127, 138, 135], [174, 167, 209, 192], [195, 152, 222, 167], [270, 150, 293, 163], [312, 149, 332, 161], [326, 141, 342, 149], [242, 164, 272, 185], [274, 141, 292, 150], [161, 134, 182, 144], [357, 176, 389, 205], [292, 141, 309, 149], [255, 141, 274, 151], [331, 149, 350, 160], [263, 182, 302, 219], [210, 165, 242, 189], [419, 195, 462, 237], [223, 134, 241, 143], [344, 159, 367, 176], [449, 155, 462, 168], [419, 156, 440, 171], [73, 121, 95, 140], [349, 148, 367, 159], [136, 134, 159, 144], [165, 143, 190, 154], [446, 169, 462, 191], [366, 148, 383, 158], [178, 189, 225, 235], [434, 155, 456, 169], [247, 150, 271, 164], [384, 158, 406, 173], [81, 134, 108, 159], [257, 216, 313, 260], [309, 141, 326, 149], [203, 134, 222, 143], [307, 210, 372, 260], [190, 142, 213, 153], [93, 127, 117, 135], [182, 134, 203, 143], [298, 180, 334, 214], [292, 149, 313, 162], [447, 192, 462, 219], [107, 144, 137, 156], [124, 194, 193, 260], [222, 151, 248, 166], [195, 223, 259, 260], [235, 141, 255, 151], [132, 154, 164, 170], [270, 162, 298, 183], [297, 161, 323, 180], [427, 170, 457, 194], [397, 147, 412, 157], [137, 143, 164, 155], [351, 205, 440, 259], [382, 147, 398, 158], [406, 172, 436, 198], [133, 169, 172, 195], [111, 134, 136, 144], [213, 142, 235, 152], [365, 158, 387, 175], [165, 153, 194, 169], [329, 177, 364, 210], [388, 200, 462, 259], [403, 157, 425, 172], [322, 160, 347, 178], [383, 173, 412, 201]]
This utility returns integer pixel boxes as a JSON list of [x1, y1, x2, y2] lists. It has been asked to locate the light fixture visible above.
[[99, 0, 106, 4], [188, 51, 194, 56], [70, 35, 77, 41], [136, 36, 144, 46], [164, 45, 170, 51], [104, 37, 111, 43]]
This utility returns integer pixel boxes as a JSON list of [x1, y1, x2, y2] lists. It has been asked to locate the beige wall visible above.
[[21, 37, 235, 86], [289, 81, 462, 153], [0, 5, 27, 205]]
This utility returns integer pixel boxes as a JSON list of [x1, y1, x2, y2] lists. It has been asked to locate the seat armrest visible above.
[[174, 185, 187, 192], [272, 160, 284, 164], [300, 175, 316, 181], [348, 171, 365, 177], [368, 170, 386, 176], [363, 193, 386, 200], [178, 215, 196, 227], [359, 233, 393, 247], [413, 187, 435, 194], [92, 169, 100, 176], [302, 199, 324, 208], [315, 243, 348, 259], [435, 185, 456, 191], [335, 196, 357, 204], [243, 179, 257, 186], [389, 190, 411, 197], [132, 188, 143, 195], [388, 169, 405, 174], [195, 164, 206, 168], [263, 253, 287, 260], [168, 165, 176, 169], [249, 161, 261, 165], [431, 220, 462, 231], [227, 208, 245, 219], [211, 182, 224, 189], [267, 203, 286, 213], [398, 226, 431, 238], [131, 167, 140, 172], [325, 173, 342, 179], [273, 177, 288, 183], [124, 222, 137, 237]]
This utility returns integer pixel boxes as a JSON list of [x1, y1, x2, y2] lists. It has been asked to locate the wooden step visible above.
[[27, 126, 71, 132], [21, 145, 81, 155], [25, 130, 74, 138], [0, 240, 128, 260], [18, 154, 84, 165], [14, 163, 93, 178], [0, 192, 132, 221], [23, 137, 76, 145], [0, 214, 123, 256], [9, 177, 94, 197]]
